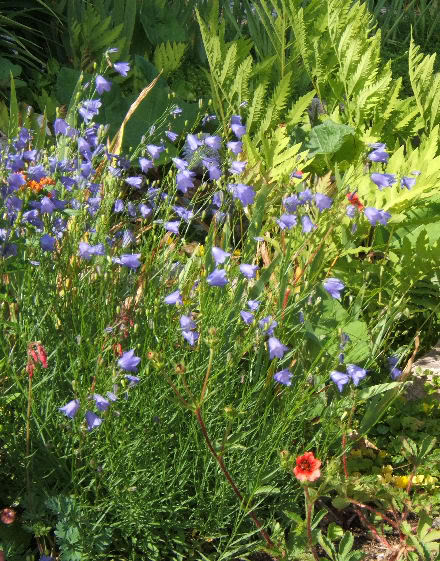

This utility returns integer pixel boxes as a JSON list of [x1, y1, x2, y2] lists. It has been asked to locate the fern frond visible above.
[[153, 42, 186, 77], [219, 43, 237, 86], [246, 80, 268, 134], [408, 37, 440, 132], [285, 90, 316, 127], [256, 72, 291, 138], [231, 56, 252, 106]]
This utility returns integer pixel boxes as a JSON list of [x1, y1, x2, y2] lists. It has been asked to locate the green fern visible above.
[[256, 71, 292, 139], [408, 37, 440, 134], [153, 42, 186, 77], [285, 90, 316, 128], [70, 5, 125, 71], [246, 80, 268, 134], [243, 126, 311, 185], [353, 125, 440, 218]]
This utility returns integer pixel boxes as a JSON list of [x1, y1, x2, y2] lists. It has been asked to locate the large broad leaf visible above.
[[306, 119, 355, 155], [0, 57, 21, 88], [306, 297, 370, 363]]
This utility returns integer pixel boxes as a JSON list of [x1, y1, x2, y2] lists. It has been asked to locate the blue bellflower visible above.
[[228, 183, 255, 207], [118, 349, 141, 372], [239, 264, 259, 279], [364, 207, 391, 226], [85, 411, 103, 431], [207, 268, 228, 287], [59, 399, 80, 418], [268, 337, 289, 359], [277, 214, 297, 230], [273, 369, 293, 386], [323, 278, 345, 300], [371, 172, 396, 190], [164, 290, 183, 305], [240, 311, 254, 324], [212, 247, 231, 265]]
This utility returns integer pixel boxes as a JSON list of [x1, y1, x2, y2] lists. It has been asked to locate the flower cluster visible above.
[[59, 349, 140, 430], [330, 364, 368, 392]]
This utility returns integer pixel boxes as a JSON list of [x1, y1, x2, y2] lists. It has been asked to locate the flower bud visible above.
[[224, 405, 237, 420], [37, 344, 48, 368], [175, 362, 185, 374]]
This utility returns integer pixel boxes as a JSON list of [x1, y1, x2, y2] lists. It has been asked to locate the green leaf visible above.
[[401, 437, 418, 459], [327, 522, 344, 541], [332, 496, 350, 510], [357, 382, 403, 400], [286, 90, 316, 127], [0, 56, 21, 87], [417, 435, 437, 462], [252, 486, 281, 495], [306, 120, 355, 156], [338, 531, 354, 559], [312, 508, 328, 529], [317, 530, 336, 557]]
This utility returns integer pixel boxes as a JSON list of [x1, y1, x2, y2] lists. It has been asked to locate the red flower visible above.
[[29, 348, 38, 364], [346, 192, 364, 211], [36, 344, 48, 368], [293, 452, 321, 482]]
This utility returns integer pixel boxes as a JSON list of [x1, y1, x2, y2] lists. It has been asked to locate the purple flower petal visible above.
[[330, 370, 350, 392], [59, 399, 80, 418], [346, 364, 368, 386], [268, 337, 289, 360], [96, 75, 112, 95], [207, 268, 228, 287], [113, 62, 130, 76], [323, 277, 345, 300], [371, 172, 396, 190], [182, 330, 199, 346], [164, 290, 183, 305], [93, 393, 110, 411], [239, 263, 259, 279], [273, 369, 293, 386], [118, 349, 141, 372], [85, 411, 103, 431], [212, 247, 231, 265], [277, 214, 297, 230], [228, 183, 255, 207], [315, 193, 333, 212], [240, 310, 254, 324]]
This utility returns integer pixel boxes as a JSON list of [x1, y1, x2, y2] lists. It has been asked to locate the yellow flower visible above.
[[413, 475, 425, 485], [233, 249, 241, 256], [425, 475, 438, 485], [382, 464, 393, 475], [198, 245, 205, 256], [393, 475, 410, 489]]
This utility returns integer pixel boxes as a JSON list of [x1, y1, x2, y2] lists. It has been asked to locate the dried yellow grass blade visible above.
[[109, 71, 163, 156], [97, 72, 163, 182]]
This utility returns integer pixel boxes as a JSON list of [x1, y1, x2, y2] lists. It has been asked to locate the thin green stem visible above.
[[200, 347, 214, 404], [194, 407, 274, 549]]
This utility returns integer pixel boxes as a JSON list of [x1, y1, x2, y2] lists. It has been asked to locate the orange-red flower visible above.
[[346, 192, 364, 211], [293, 452, 321, 482]]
